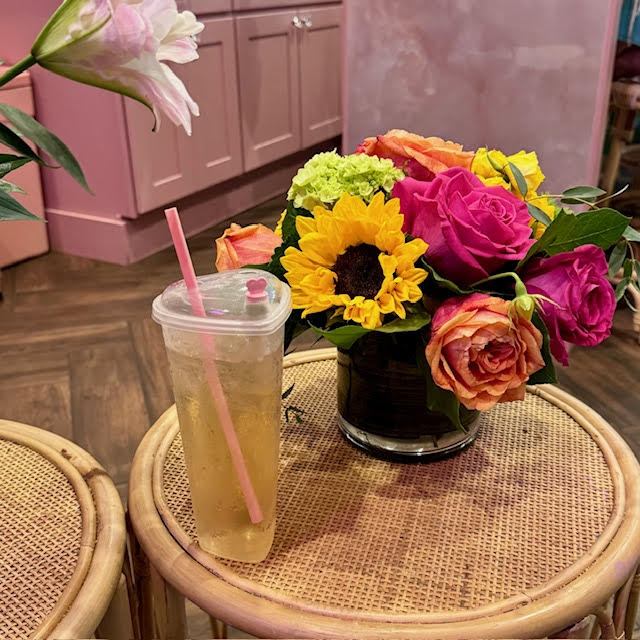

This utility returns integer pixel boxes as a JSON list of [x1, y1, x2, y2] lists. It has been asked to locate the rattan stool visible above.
[[0, 419, 130, 639], [128, 348, 640, 639]]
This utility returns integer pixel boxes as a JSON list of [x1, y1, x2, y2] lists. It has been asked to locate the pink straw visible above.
[[164, 207, 263, 524]]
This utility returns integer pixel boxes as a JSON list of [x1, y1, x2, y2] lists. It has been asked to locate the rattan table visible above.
[[128, 348, 640, 639], [0, 419, 128, 640]]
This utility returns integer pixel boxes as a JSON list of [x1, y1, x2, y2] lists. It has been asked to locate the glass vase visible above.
[[336, 331, 480, 461]]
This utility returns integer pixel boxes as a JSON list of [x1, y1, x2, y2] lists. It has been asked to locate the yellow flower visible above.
[[528, 194, 557, 238], [274, 209, 286, 237], [280, 193, 428, 330], [472, 148, 545, 199]]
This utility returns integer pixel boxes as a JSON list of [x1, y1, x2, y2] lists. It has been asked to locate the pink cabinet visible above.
[[189, 0, 232, 13], [298, 5, 342, 147], [235, 4, 342, 171], [234, 0, 335, 9], [235, 10, 301, 171], [125, 16, 243, 214]]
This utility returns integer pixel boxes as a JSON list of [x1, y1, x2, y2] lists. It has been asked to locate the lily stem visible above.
[[0, 55, 37, 88]]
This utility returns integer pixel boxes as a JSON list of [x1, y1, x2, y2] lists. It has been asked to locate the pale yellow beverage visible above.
[[165, 333, 283, 562], [152, 270, 291, 563]]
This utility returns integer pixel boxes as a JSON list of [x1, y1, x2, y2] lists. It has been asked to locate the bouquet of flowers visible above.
[[215, 130, 640, 431]]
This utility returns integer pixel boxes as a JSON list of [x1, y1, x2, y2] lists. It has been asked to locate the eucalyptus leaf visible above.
[[0, 103, 90, 191], [0, 179, 26, 194], [0, 154, 31, 178], [0, 190, 45, 221], [560, 185, 606, 204], [608, 240, 628, 277], [0, 122, 45, 164], [528, 313, 558, 384], [624, 257, 633, 279], [615, 278, 630, 301], [527, 202, 552, 227], [518, 208, 630, 267], [507, 162, 528, 198], [623, 226, 640, 242]]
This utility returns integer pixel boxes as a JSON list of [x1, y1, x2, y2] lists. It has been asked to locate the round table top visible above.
[[128, 348, 640, 639], [0, 420, 125, 640]]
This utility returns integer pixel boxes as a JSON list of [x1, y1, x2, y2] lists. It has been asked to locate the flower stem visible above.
[[0, 55, 37, 88], [471, 271, 525, 289]]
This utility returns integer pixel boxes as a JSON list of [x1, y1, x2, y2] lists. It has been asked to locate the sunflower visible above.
[[280, 192, 428, 330]]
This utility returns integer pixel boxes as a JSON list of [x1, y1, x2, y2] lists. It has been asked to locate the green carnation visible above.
[[287, 151, 404, 210]]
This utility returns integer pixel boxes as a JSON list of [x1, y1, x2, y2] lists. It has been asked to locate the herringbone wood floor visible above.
[[0, 193, 639, 499]]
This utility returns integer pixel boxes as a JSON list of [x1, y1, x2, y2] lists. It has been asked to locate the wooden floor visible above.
[[0, 194, 639, 504]]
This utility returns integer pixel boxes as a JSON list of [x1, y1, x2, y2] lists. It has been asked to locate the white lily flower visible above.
[[32, 0, 204, 134]]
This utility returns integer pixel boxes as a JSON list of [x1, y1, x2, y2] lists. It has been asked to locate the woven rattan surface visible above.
[[0, 435, 85, 639], [157, 352, 619, 622]]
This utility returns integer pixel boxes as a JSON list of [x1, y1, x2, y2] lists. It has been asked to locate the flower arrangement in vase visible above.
[[215, 131, 640, 461]]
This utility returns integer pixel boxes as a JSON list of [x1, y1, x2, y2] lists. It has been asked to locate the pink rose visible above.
[[522, 245, 616, 366], [215, 223, 281, 272], [426, 293, 545, 411], [392, 167, 535, 285]]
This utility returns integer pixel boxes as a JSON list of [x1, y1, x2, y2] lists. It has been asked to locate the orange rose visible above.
[[426, 294, 545, 411], [215, 223, 281, 272], [356, 129, 474, 181]]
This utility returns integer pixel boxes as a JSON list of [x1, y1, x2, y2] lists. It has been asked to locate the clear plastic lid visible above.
[[152, 269, 291, 335]]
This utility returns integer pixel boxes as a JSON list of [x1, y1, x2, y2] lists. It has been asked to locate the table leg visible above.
[[209, 615, 228, 639], [128, 514, 154, 640], [625, 566, 640, 640], [95, 573, 136, 640], [150, 564, 186, 640]]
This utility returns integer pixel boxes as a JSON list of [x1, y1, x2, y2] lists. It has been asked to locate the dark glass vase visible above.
[[336, 331, 480, 461]]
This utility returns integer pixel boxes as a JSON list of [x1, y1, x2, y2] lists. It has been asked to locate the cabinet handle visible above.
[[292, 15, 304, 29], [302, 16, 313, 28]]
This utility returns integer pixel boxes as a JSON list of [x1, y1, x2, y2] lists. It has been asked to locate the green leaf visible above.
[[0, 179, 26, 194], [0, 103, 90, 191], [0, 122, 45, 164], [615, 278, 630, 301], [281, 200, 313, 247], [0, 190, 45, 221], [424, 365, 464, 431], [528, 313, 558, 384], [527, 202, 552, 227], [624, 257, 633, 279], [608, 240, 628, 277], [623, 226, 640, 242], [560, 185, 606, 204], [0, 154, 31, 178], [376, 309, 431, 334], [507, 162, 529, 198], [635, 259, 640, 285], [310, 323, 370, 349], [422, 259, 474, 294], [518, 208, 631, 267], [486, 150, 505, 173]]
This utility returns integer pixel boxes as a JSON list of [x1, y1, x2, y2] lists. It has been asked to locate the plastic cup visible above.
[[152, 270, 291, 562]]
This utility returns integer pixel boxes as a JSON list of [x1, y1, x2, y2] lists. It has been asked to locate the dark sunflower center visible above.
[[334, 244, 384, 299]]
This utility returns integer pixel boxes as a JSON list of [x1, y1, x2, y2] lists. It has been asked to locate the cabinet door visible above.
[[189, 0, 231, 13], [185, 17, 244, 191], [298, 5, 342, 147], [235, 11, 301, 171], [125, 17, 243, 214]]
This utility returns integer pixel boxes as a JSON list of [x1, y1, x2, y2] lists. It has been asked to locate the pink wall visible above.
[[343, 0, 621, 192]]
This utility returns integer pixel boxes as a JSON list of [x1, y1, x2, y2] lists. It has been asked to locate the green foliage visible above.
[[0, 190, 45, 221], [0, 103, 89, 191], [421, 259, 473, 295], [624, 226, 640, 242], [608, 240, 628, 278], [507, 161, 529, 198], [310, 308, 431, 349], [527, 313, 557, 384], [527, 202, 552, 227], [560, 185, 606, 204], [518, 208, 631, 267], [0, 122, 45, 164], [0, 179, 26, 194], [0, 154, 31, 178]]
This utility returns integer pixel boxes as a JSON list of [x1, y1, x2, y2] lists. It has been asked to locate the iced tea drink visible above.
[[153, 271, 291, 562]]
